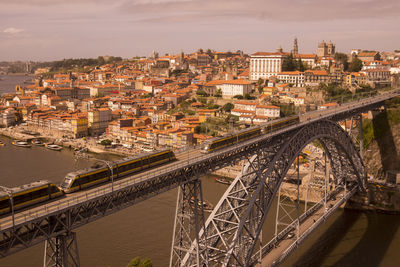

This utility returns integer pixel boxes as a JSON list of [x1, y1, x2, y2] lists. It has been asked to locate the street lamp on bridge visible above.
[[96, 159, 114, 193]]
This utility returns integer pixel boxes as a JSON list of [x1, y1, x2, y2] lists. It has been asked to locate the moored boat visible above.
[[45, 144, 62, 151], [12, 140, 31, 148], [0, 140, 5, 146], [32, 139, 44, 146], [214, 177, 232, 185], [189, 197, 214, 212]]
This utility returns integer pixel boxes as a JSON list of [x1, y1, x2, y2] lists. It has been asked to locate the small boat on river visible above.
[[45, 144, 62, 151], [189, 197, 214, 212], [0, 140, 5, 146], [214, 177, 232, 185], [12, 140, 31, 148], [32, 139, 44, 146]]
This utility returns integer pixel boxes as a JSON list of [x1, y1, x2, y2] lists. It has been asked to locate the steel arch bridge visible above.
[[176, 119, 366, 266]]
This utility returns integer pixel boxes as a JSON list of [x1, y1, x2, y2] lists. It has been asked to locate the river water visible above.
[[1, 76, 400, 266], [0, 74, 32, 95]]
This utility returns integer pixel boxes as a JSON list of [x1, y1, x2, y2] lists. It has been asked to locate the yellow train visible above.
[[0, 181, 62, 215], [61, 149, 176, 193], [201, 116, 299, 153], [0, 150, 176, 216]]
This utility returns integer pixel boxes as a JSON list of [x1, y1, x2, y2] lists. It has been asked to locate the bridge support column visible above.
[[170, 179, 208, 267], [44, 232, 80, 267]]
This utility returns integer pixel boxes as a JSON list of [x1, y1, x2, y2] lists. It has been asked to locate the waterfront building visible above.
[[88, 108, 112, 136]]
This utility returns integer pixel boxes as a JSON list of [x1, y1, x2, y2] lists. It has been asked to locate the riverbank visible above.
[[346, 181, 400, 214], [0, 126, 135, 157]]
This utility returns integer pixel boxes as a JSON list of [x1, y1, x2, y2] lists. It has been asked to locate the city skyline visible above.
[[1, 0, 400, 61]]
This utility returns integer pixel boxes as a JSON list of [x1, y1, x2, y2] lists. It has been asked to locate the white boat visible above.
[[46, 144, 62, 151], [12, 140, 31, 148], [32, 139, 44, 146]]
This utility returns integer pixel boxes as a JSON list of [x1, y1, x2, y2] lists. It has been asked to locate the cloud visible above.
[[3, 27, 25, 35], [118, 0, 400, 22]]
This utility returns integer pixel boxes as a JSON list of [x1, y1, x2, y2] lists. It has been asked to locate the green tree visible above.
[[297, 58, 305, 72], [222, 102, 234, 112], [215, 88, 222, 98], [244, 93, 255, 100], [127, 257, 152, 267], [100, 139, 112, 146], [127, 257, 140, 267], [348, 57, 363, 72], [282, 54, 297, 71], [196, 90, 208, 97], [334, 53, 349, 71], [233, 95, 244, 99]]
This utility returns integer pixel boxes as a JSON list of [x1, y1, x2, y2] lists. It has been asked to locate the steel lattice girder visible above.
[[170, 179, 208, 267], [0, 116, 365, 259], [183, 120, 365, 266], [44, 231, 80, 267], [0, 122, 295, 258]]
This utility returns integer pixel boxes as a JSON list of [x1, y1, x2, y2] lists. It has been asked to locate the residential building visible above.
[[277, 71, 305, 87], [204, 80, 253, 98]]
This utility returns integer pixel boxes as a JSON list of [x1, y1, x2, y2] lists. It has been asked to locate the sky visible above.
[[1, 0, 399, 61]]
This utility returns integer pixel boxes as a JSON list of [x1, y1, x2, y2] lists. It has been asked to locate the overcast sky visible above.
[[1, 0, 399, 61]]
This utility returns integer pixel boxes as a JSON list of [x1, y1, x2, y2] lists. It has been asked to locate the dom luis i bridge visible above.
[[0, 89, 399, 266]]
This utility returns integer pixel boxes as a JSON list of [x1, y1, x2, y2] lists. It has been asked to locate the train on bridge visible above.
[[0, 115, 300, 216]]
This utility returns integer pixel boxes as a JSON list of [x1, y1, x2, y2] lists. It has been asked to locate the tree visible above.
[[244, 93, 255, 100], [196, 90, 208, 97], [233, 95, 244, 99], [215, 88, 222, 98], [127, 257, 152, 267], [297, 58, 305, 72], [282, 54, 297, 71], [222, 102, 234, 113], [100, 139, 112, 146], [348, 57, 363, 72], [334, 53, 349, 71]]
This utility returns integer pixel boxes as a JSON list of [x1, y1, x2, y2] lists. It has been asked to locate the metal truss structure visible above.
[[182, 119, 366, 266], [0, 91, 398, 266], [170, 180, 208, 267], [44, 232, 80, 267]]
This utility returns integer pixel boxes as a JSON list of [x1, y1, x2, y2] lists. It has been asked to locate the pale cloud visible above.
[[3, 27, 25, 35], [0, 0, 399, 60], [119, 0, 400, 22]]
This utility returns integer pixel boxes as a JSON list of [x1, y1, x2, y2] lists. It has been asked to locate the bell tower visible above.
[[292, 37, 299, 55]]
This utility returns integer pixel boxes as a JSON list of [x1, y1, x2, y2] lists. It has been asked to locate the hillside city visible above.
[[1, 39, 399, 154]]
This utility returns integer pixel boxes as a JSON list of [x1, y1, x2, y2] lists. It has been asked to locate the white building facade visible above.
[[249, 52, 288, 81]]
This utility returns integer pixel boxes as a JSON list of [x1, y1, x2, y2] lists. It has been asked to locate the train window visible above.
[[0, 198, 9, 210], [49, 185, 60, 194], [31, 188, 49, 199], [13, 193, 32, 205], [71, 178, 81, 188]]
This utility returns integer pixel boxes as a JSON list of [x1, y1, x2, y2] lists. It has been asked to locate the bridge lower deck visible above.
[[258, 186, 357, 266]]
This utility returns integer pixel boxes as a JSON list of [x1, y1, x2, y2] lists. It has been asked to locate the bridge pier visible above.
[[44, 232, 80, 267], [170, 179, 208, 267]]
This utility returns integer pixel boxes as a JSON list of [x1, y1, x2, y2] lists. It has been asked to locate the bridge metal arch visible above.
[[225, 120, 366, 265], [184, 119, 366, 266]]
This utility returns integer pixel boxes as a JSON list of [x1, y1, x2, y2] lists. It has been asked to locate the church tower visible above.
[[292, 37, 299, 55], [327, 41, 335, 56], [317, 41, 327, 57]]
